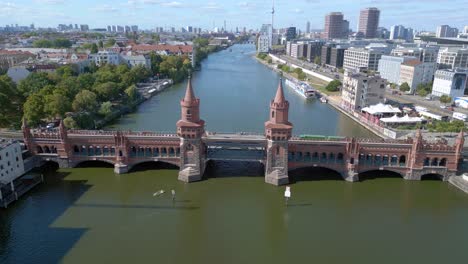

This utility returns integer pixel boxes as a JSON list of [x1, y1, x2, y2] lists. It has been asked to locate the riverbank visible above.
[[255, 55, 388, 139]]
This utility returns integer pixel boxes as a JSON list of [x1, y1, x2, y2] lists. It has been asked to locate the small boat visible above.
[[320, 97, 328, 104]]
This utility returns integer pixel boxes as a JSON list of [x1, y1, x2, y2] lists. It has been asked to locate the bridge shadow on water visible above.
[[204, 160, 265, 179], [129, 161, 179, 173], [75, 160, 114, 168], [358, 170, 404, 182], [0, 161, 91, 264], [289, 167, 344, 183]]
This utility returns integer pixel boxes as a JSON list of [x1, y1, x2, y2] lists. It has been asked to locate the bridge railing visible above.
[[68, 130, 178, 138], [205, 131, 265, 136]]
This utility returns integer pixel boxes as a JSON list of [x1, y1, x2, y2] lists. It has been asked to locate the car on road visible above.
[[425, 95, 433, 100], [440, 105, 447, 109]]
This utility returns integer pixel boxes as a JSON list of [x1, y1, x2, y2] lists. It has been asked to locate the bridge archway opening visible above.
[[358, 170, 403, 182], [129, 161, 179, 172], [288, 167, 343, 183], [204, 160, 264, 179], [75, 160, 114, 168], [421, 173, 444, 181]]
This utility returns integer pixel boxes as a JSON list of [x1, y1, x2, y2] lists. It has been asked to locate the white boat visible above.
[[285, 79, 316, 98], [320, 97, 328, 103]]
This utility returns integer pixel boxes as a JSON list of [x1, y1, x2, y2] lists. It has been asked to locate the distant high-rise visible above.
[[436, 25, 459, 38], [286, 27, 297, 41], [358, 7, 380, 38], [390, 25, 413, 41], [324, 12, 346, 39], [342, 20, 350, 37], [464, 26, 468, 34], [112, 25, 116, 32], [131, 25, 138, 32], [306, 21, 310, 33], [107, 25, 111, 32]]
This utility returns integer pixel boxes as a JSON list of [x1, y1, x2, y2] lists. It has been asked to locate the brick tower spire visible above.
[[177, 75, 205, 183], [265, 78, 293, 186]]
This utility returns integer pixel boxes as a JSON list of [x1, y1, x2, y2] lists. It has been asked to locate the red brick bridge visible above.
[[22, 78, 464, 185]]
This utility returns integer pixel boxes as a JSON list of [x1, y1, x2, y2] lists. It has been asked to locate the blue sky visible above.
[[0, 0, 467, 31]]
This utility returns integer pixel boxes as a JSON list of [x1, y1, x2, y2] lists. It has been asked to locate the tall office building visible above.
[[358, 7, 380, 38], [286, 27, 297, 41], [436, 25, 459, 38], [306, 21, 311, 34], [390, 25, 413, 41], [324, 12, 346, 39]]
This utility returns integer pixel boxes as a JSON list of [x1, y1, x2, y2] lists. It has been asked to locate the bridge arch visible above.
[[358, 169, 404, 182], [74, 159, 116, 168], [288, 166, 344, 182], [129, 160, 180, 172], [420, 173, 445, 181]]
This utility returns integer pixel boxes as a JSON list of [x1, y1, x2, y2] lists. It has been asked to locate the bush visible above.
[[325, 80, 342, 92], [400, 82, 410, 92]]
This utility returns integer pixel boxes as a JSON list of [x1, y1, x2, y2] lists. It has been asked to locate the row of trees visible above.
[[33, 38, 72, 48], [19, 63, 150, 128], [427, 120, 465, 133]]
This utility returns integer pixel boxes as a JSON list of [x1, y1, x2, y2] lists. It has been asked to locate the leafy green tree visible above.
[[440, 95, 452, 105], [105, 38, 116, 47], [72, 90, 98, 113], [417, 87, 430, 97], [23, 94, 45, 126], [193, 37, 209, 47], [325, 80, 342, 92], [18, 72, 55, 97], [90, 43, 99, 54], [293, 68, 303, 75], [98, 40, 104, 48], [99, 101, 113, 117], [93, 82, 121, 101], [56, 65, 77, 78], [399, 82, 411, 92], [63, 116, 77, 129], [0, 75, 22, 127], [44, 92, 71, 118], [149, 52, 163, 74], [77, 73, 95, 91], [125, 85, 138, 102]]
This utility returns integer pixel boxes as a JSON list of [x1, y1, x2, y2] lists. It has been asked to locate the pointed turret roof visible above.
[[183, 75, 196, 103], [274, 78, 286, 104]]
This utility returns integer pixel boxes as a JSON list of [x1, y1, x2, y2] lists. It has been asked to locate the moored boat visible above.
[[285, 79, 316, 99]]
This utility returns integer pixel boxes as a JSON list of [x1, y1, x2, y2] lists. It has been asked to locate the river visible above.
[[1, 44, 468, 264]]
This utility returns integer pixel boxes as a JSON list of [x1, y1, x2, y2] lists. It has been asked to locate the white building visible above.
[[257, 35, 270, 53], [399, 60, 437, 93], [89, 50, 121, 66], [343, 47, 388, 71], [378, 55, 415, 84], [260, 24, 273, 49], [431, 69, 468, 99], [0, 140, 25, 190], [121, 54, 151, 69], [390, 25, 413, 41], [341, 69, 386, 111], [437, 47, 468, 69]]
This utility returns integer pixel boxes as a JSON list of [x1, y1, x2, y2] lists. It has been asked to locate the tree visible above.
[[72, 90, 98, 113], [325, 80, 342, 92], [44, 92, 71, 118], [125, 85, 138, 103], [99, 101, 113, 117], [0, 75, 22, 127], [18, 72, 55, 97], [314, 56, 321, 65], [23, 94, 45, 126], [98, 40, 104, 49], [93, 82, 121, 101], [105, 38, 116, 47], [77, 73, 96, 91], [63, 116, 77, 129], [440, 95, 452, 105], [293, 67, 303, 75], [56, 65, 77, 78], [90, 43, 99, 54], [399, 82, 411, 92]]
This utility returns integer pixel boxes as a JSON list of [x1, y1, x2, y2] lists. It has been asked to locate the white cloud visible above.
[[292, 8, 303, 14]]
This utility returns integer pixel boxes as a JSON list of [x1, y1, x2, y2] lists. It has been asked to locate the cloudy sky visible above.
[[0, 0, 467, 31]]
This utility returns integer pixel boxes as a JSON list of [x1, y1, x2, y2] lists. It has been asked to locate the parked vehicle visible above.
[[453, 112, 467, 121]]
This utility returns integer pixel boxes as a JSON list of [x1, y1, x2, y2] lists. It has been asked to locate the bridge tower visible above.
[[177, 76, 206, 182], [264, 78, 293, 185]]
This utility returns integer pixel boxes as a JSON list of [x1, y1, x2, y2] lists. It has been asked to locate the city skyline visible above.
[[0, 0, 467, 31]]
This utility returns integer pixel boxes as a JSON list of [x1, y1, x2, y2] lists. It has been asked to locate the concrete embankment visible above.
[[449, 176, 468, 194]]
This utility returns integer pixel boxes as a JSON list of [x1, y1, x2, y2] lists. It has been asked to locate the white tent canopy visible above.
[[362, 103, 401, 115], [380, 114, 424, 124]]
